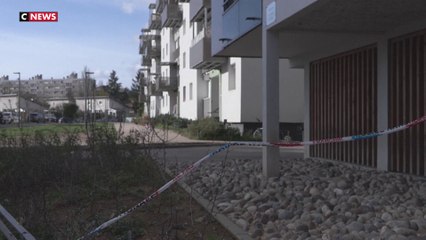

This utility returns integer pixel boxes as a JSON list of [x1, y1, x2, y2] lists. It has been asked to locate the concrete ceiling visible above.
[[274, 0, 426, 33], [214, 0, 426, 61]]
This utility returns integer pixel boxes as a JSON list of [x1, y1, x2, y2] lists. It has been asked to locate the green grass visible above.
[[0, 123, 112, 137]]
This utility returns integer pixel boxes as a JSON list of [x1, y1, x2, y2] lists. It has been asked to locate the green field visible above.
[[0, 123, 112, 137]]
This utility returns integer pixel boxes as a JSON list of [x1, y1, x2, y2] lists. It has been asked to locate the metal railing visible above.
[[0, 204, 36, 240]]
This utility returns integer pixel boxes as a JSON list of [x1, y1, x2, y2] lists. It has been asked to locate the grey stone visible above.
[[296, 224, 309, 232], [247, 205, 257, 214], [278, 209, 294, 220], [321, 205, 332, 218], [347, 221, 364, 232], [309, 187, 321, 196], [381, 212, 393, 221], [236, 219, 248, 230]]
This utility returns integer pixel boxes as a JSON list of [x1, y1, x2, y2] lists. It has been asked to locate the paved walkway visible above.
[[113, 122, 305, 152], [113, 122, 225, 144]]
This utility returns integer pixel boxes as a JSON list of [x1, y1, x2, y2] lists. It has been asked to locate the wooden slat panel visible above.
[[389, 29, 426, 176], [309, 45, 378, 167]]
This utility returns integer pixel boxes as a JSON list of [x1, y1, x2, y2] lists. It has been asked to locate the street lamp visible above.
[[13, 72, 21, 128], [84, 71, 94, 130]]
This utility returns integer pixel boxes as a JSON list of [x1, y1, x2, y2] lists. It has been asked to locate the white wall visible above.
[[149, 96, 161, 117], [220, 57, 242, 122], [178, 3, 206, 120], [220, 58, 304, 123]]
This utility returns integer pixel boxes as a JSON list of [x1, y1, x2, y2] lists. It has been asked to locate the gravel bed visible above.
[[161, 157, 426, 240]]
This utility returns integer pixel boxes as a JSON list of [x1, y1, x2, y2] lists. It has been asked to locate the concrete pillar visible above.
[[262, 29, 280, 178], [377, 39, 389, 171], [304, 64, 310, 158]]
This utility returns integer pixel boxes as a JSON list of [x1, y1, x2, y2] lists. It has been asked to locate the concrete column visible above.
[[262, 29, 280, 178], [304, 64, 310, 158], [377, 39, 388, 171]]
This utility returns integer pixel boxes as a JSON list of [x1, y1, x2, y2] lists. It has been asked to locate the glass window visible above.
[[189, 83, 193, 100], [228, 64, 236, 90], [183, 86, 186, 102]]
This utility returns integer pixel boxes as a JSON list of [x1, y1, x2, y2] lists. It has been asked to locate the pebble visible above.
[[161, 157, 426, 240]]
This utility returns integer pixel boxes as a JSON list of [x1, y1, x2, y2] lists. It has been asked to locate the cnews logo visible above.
[[19, 12, 58, 22]]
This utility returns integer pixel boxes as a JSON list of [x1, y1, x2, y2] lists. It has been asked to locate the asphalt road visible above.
[[159, 146, 304, 168]]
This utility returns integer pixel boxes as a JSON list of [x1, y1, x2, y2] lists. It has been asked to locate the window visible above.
[[183, 86, 186, 102], [182, 19, 186, 35], [182, 52, 186, 68], [189, 83, 193, 100], [166, 43, 168, 56], [228, 64, 236, 90]]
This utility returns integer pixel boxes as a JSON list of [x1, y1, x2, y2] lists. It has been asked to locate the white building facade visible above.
[[140, 0, 305, 140]]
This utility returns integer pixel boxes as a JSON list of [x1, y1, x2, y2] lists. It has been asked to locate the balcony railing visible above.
[[161, 3, 182, 28], [190, 27, 225, 69], [155, 0, 165, 13], [221, 0, 261, 47], [147, 82, 162, 96], [149, 13, 161, 30], [142, 56, 152, 67], [190, 0, 210, 22], [191, 27, 210, 47], [156, 76, 178, 91]]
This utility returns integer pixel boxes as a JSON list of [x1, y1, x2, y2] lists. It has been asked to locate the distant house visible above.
[[47, 96, 131, 117], [0, 94, 47, 120]]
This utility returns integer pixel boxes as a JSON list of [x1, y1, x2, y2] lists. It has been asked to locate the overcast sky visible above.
[[0, 0, 151, 87]]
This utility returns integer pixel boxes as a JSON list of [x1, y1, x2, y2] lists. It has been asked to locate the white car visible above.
[[1, 112, 13, 124]]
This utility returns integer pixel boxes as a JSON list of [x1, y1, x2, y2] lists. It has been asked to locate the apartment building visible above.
[[212, 0, 426, 177], [189, 0, 304, 136], [0, 73, 94, 99], [139, 0, 305, 140]]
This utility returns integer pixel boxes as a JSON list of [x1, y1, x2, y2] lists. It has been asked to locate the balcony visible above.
[[221, 0, 261, 47], [155, 0, 165, 13], [161, 2, 182, 28], [143, 42, 161, 58], [142, 56, 152, 67], [190, 0, 210, 22], [149, 13, 161, 30], [147, 82, 162, 96], [190, 28, 226, 70], [156, 76, 178, 91]]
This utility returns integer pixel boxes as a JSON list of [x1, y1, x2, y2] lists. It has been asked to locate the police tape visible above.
[[78, 115, 425, 239], [77, 144, 233, 240], [272, 115, 426, 147]]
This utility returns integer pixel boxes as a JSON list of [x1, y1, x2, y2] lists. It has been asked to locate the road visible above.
[[160, 146, 304, 169]]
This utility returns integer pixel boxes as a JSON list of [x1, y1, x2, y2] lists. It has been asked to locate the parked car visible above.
[[44, 113, 57, 122], [2, 112, 13, 124], [29, 113, 44, 123]]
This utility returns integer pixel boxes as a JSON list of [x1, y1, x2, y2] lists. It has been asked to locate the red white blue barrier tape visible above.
[[78, 115, 425, 239], [271, 115, 426, 147]]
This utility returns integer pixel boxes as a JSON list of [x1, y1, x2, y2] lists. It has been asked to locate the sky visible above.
[[0, 0, 152, 88]]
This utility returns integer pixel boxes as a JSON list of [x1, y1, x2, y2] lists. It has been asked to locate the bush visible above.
[[0, 126, 159, 239], [187, 118, 241, 140], [153, 114, 190, 129]]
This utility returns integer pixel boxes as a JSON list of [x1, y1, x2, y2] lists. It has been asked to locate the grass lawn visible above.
[[0, 126, 235, 240], [0, 123, 111, 137]]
